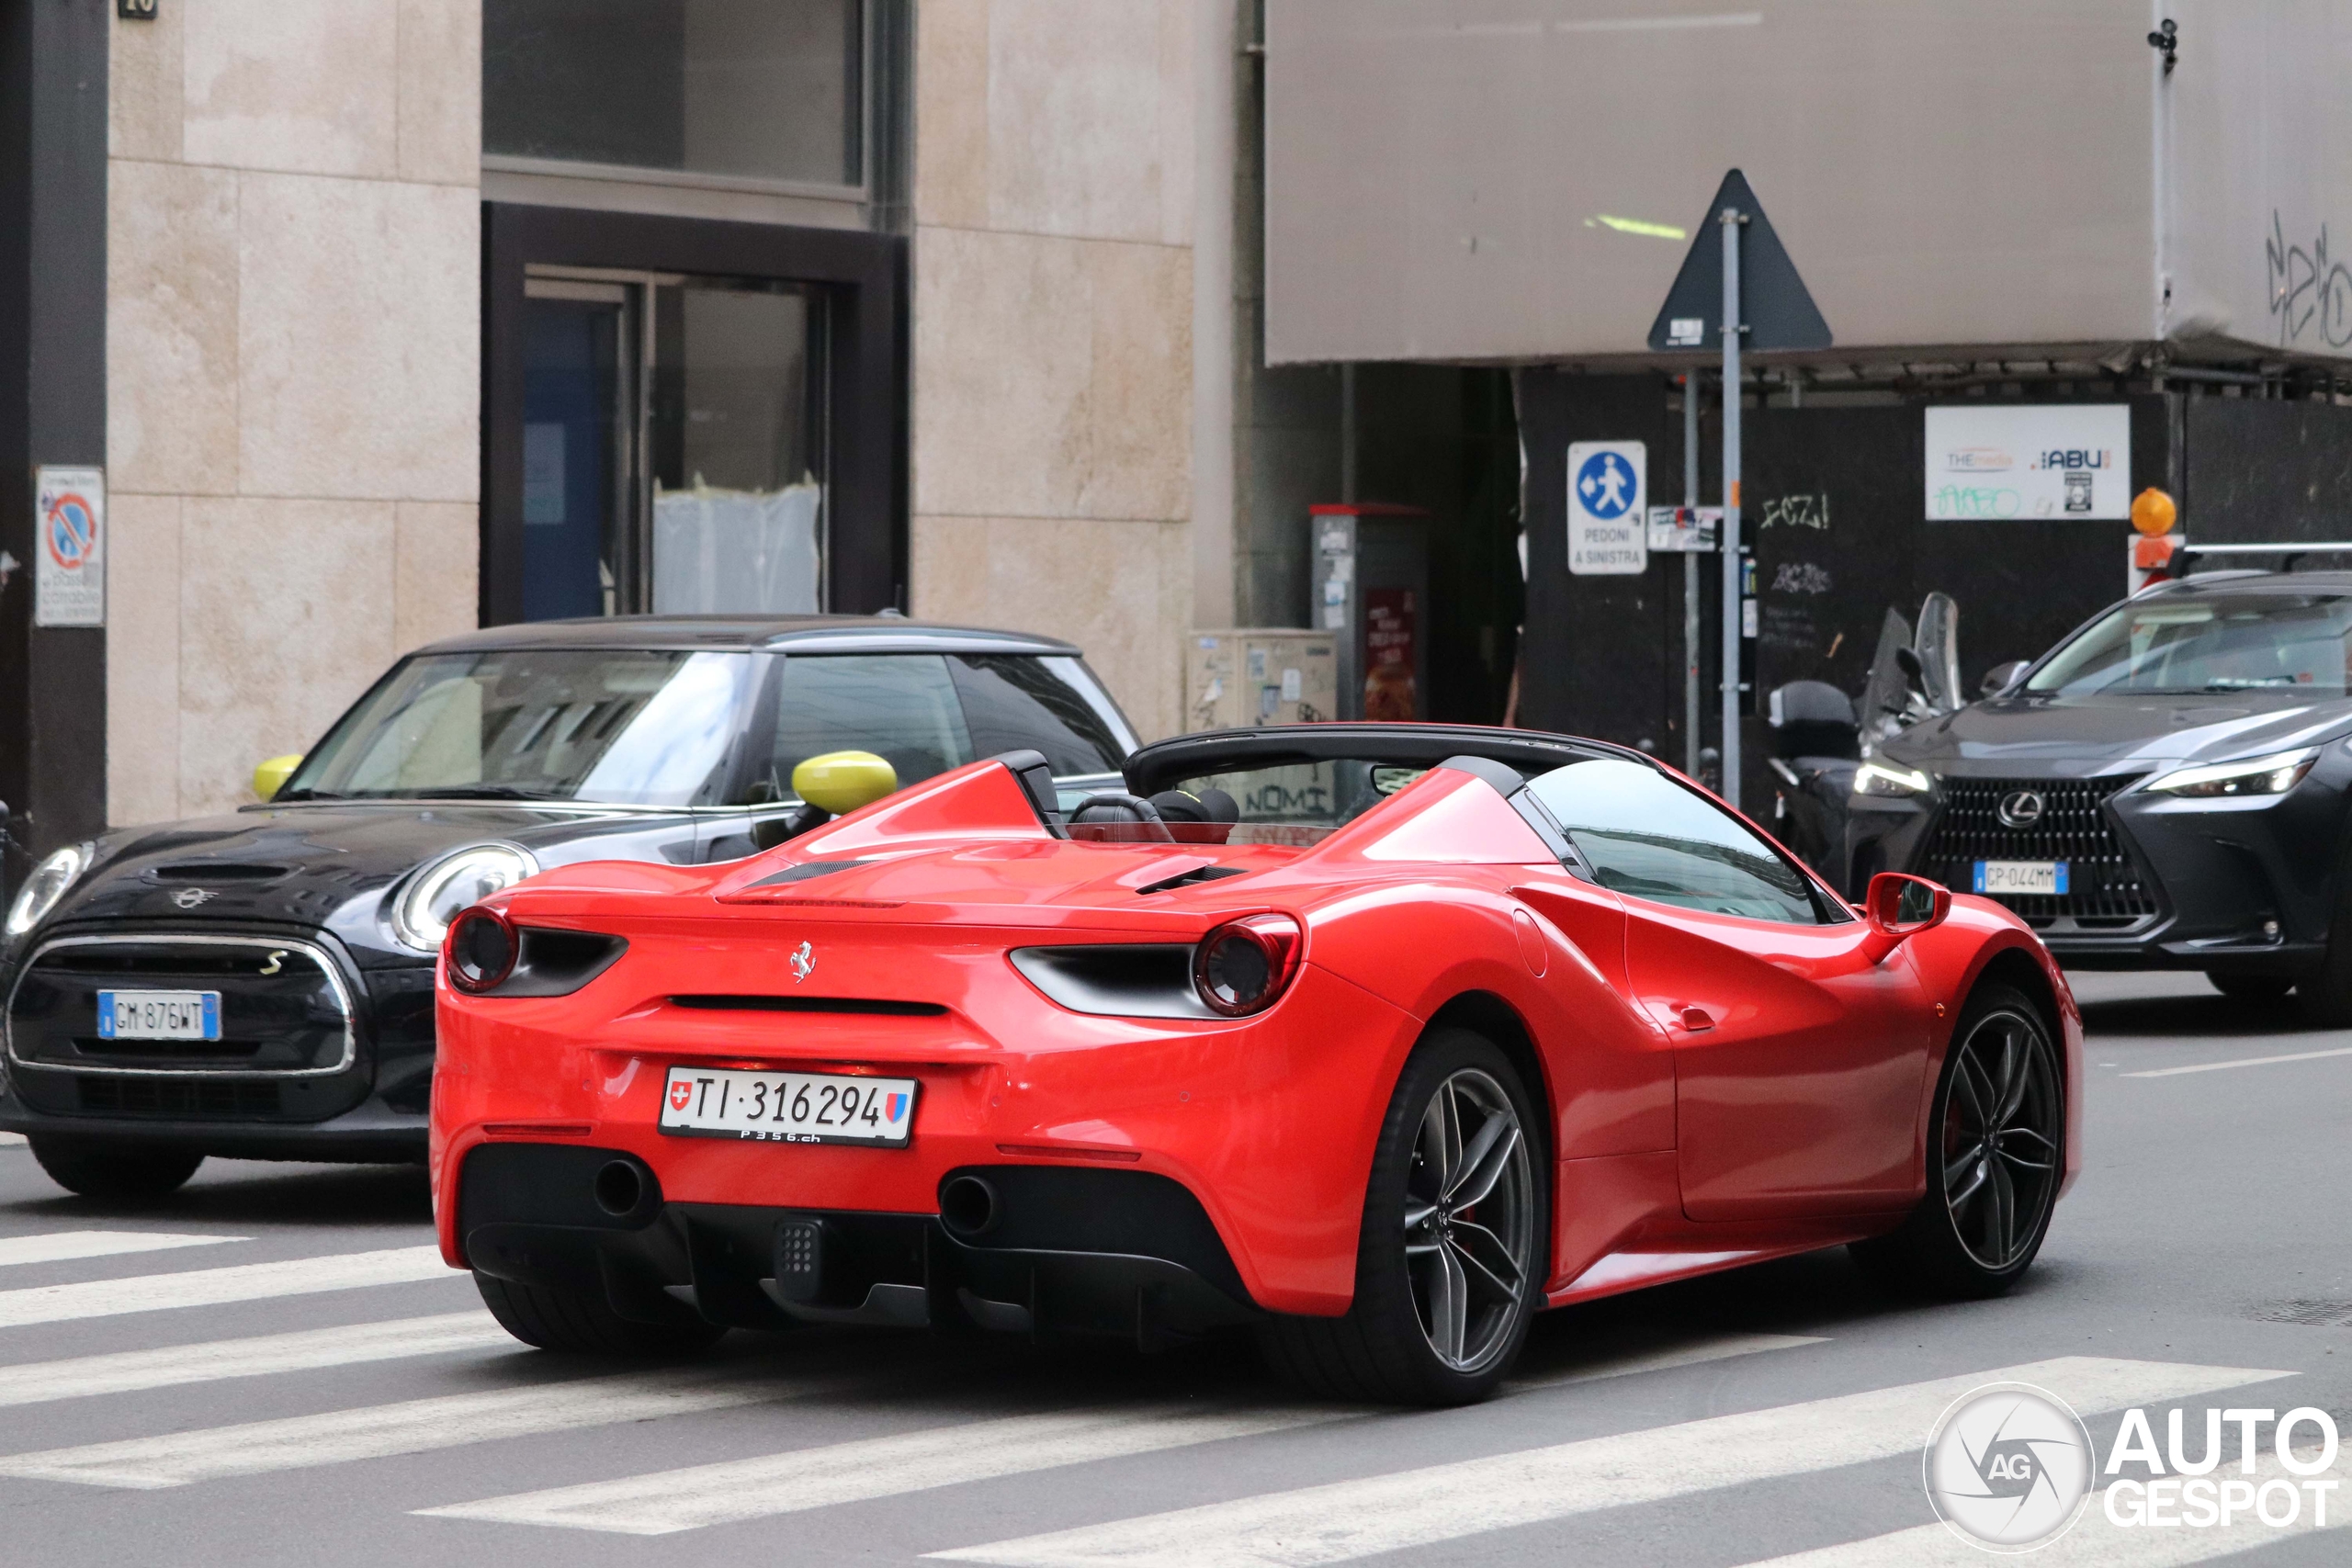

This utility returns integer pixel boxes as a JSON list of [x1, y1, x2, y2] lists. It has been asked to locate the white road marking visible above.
[[0, 1245, 452, 1329], [0, 1231, 244, 1269], [0, 1366, 843, 1489], [2124, 1045, 2352, 1077], [1512, 1331, 1826, 1392], [930, 1359, 2291, 1568], [421, 1404, 1343, 1536], [0, 1311, 514, 1408], [0, 1133, 25, 1146], [420, 1330, 1829, 1536], [1737, 1448, 2352, 1564]]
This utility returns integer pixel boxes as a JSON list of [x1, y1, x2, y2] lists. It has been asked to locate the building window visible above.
[[522, 270, 830, 621], [485, 0, 866, 192]]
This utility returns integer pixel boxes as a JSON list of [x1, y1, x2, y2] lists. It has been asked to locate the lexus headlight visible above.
[[391, 843, 538, 953], [2146, 747, 2318, 799], [5, 843, 93, 940], [1853, 761, 1932, 797]]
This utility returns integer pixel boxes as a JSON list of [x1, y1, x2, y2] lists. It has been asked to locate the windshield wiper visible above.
[[403, 785, 571, 801], [270, 788, 345, 802]]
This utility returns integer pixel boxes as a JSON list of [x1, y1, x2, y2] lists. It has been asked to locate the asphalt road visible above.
[[2, 970, 2350, 1566]]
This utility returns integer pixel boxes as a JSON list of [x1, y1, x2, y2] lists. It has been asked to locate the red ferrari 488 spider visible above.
[[429, 725, 2079, 1405]]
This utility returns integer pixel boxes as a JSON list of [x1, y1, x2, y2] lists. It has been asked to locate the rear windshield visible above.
[[1066, 758, 1427, 846], [2029, 592, 2352, 696]]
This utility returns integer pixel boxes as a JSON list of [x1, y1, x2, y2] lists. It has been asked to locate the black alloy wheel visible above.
[[1851, 981, 2063, 1298], [1258, 1028, 1547, 1405]]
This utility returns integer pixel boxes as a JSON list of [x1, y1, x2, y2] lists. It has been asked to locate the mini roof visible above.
[[412, 614, 1081, 658]]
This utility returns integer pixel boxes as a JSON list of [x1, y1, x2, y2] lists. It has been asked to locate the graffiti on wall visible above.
[[2267, 212, 2352, 349]]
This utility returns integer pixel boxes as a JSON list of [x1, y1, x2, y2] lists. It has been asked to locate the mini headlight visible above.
[[392, 843, 538, 953], [1193, 913, 1304, 1017], [2146, 747, 2319, 798], [5, 843, 93, 940], [1853, 761, 1932, 797]]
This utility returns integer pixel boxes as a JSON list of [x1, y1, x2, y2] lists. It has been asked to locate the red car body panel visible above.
[[429, 750, 2083, 1326]]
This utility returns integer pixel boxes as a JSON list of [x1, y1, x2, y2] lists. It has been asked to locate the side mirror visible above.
[[790, 750, 899, 817], [1980, 660, 2030, 698], [1861, 871, 1951, 964], [253, 754, 304, 801]]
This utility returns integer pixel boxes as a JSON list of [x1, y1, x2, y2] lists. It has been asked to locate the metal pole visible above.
[[1719, 206, 1744, 807], [1682, 374, 1702, 776]]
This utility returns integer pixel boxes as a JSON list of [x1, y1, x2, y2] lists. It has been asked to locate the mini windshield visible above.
[[2027, 592, 2352, 696], [285, 649, 754, 806]]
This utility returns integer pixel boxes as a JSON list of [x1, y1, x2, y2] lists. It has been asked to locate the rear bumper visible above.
[[458, 1142, 1260, 1343]]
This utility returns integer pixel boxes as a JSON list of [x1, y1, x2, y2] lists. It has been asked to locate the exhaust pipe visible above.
[[593, 1157, 647, 1218], [939, 1173, 1000, 1239]]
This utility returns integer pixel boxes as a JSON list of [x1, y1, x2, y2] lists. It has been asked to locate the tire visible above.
[[2207, 971, 2294, 1003], [1850, 982, 2063, 1299], [28, 1136, 203, 1201], [473, 1269, 729, 1356], [1257, 1028, 1548, 1406]]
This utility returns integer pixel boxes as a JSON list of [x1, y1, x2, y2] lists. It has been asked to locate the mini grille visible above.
[[75, 1076, 281, 1117], [1917, 775, 2159, 924]]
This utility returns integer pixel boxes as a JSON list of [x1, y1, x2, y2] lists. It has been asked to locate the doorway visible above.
[[520, 266, 830, 620]]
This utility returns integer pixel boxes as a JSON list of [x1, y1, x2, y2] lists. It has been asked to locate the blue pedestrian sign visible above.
[[1576, 452, 1638, 519], [1566, 440, 1647, 575]]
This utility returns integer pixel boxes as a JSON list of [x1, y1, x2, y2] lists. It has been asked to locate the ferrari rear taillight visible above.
[[1193, 913, 1303, 1016], [446, 907, 517, 994]]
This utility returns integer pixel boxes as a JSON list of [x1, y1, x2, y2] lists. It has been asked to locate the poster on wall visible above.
[[1567, 440, 1647, 574], [1924, 405, 2130, 521], [33, 465, 105, 627]]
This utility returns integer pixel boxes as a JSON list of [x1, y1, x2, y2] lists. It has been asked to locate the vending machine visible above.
[[1309, 504, 1430, 721]]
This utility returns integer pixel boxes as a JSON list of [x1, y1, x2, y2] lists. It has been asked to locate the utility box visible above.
[[1310, 504, 1430, 720], [1185, 629, 1339, 731]]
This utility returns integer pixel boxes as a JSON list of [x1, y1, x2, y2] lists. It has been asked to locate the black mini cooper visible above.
[[0, 616, 1136, 1197]]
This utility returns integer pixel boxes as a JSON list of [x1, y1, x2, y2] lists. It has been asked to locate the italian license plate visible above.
[[1974, 861, 2069, 897], [96, 989, 221, 1042], [658, 1066, 917, 1147]]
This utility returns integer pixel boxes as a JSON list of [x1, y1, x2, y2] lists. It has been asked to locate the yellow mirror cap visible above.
[[253, 753, 305, 801], [791, 750, 899, 816]]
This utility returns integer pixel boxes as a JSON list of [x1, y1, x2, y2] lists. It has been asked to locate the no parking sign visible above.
[[34, 465, 104, 627]]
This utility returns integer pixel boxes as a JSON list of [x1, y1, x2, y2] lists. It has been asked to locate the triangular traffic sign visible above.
[[1645, 169, 1831, 353]]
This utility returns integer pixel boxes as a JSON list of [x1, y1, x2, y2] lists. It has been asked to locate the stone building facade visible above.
[[2, 0, 1245, 853]]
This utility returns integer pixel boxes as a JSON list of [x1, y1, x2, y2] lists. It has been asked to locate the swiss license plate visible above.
[[96, 989, 221, 1042], [1974, 860, 2069, 897], [658, 1066, 916, 1147]]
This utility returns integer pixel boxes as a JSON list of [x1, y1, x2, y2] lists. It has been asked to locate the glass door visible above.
[[521, 276, 640, 619], [521, 269, 830, 620]]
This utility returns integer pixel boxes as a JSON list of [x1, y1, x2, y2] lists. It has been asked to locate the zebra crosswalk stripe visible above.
[[0, 1245, 452, 1330], [416, 1329, 1824, 1536], [420, 1404, 1345, 1535], [0, 1365, 848, 1489], [0, 1311, 514, 1408], [0, 1231, 245, 1269], [1738, 1451, 2352, 1565], [928, 1358, 2293, 1568]]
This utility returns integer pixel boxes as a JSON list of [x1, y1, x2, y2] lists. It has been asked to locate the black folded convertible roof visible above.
[[1123, 723, 1649, 798]]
